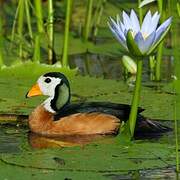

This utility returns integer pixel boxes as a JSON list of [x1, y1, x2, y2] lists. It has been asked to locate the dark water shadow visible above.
[[69, 53, 173, 82]]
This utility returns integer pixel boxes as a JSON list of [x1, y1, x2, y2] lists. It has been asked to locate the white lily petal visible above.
[[134, 31, 145, 53], [130, 9, 140, 33], [108, 22, 127, 49], [154, 17, 172, 43], [116, 14, 125, 33], [109, 17, 118, 29], [116, 14, 121, 28], [122, 11, 133, 30], [142, 31, 156, 53], [108, 20, 126, 40], [141, 11, 152, 36], [149, 12, 160, 34], [120, 22, 126, 33], [109, 17, 125, 38]]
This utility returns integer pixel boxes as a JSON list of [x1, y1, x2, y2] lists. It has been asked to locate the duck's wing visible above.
[[54, 102, 171, 135], [54, 102, 144, 121]]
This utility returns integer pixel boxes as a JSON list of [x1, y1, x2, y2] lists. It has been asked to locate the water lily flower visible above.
[[108, 9, 172, 138], [108, 10, 172, 56]]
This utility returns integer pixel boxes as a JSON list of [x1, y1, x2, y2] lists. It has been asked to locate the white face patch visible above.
[[37, 75, 62, 113], [37, 76, 62, 97]]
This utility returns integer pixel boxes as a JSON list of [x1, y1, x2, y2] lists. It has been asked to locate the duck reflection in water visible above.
[[28, 132, 111, 148]]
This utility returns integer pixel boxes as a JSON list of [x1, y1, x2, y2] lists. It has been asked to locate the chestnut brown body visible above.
[[29, 105, 121, 136]]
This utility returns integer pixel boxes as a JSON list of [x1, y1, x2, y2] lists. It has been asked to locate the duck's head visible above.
[[26, 72, 71, 114]]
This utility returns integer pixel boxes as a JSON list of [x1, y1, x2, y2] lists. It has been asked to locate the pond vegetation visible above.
[[0, 0, 179, 179]]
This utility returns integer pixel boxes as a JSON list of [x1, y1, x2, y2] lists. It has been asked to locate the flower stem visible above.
[[128, 58, 143, 137]]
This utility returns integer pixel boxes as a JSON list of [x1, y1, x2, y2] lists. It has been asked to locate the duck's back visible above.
[[52, 112, 120, 135], [54, 102, 144, 121]]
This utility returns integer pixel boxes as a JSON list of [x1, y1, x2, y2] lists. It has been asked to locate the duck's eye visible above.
[[44, 78, 51, 83]]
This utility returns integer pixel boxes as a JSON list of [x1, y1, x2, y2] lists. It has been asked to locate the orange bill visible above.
[[26, 84, 43, 98]]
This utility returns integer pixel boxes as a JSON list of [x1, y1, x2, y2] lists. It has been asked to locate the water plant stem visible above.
[[33, 35, 40, 63], [155, 0, 165, 81], [17, 0, 25, 58], [155, 42, 163, 81], [149, 55, 155, 81], [177, 2, 180, 17], [47, 0, 54, 64], [174, 99, 179, 173], [171, 0, 180, 172], [25, 0, 33, 42], [0, 1, 4, 67], [11, 2, 20, 45], [171, 0, 180, 173], [33, 0, 44, 63], [62, 0, 72, 67], [91, 0, 102, 25], [138, 0, 143, 24], [157, 0, 163, 14], [34, 0, 44, 33], [83, 0, 93, 41], [93, 0, 106, 38], [128, 58, 143, 137]]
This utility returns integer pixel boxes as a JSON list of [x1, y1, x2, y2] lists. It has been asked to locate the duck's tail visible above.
[[134, 115, 172, 138]]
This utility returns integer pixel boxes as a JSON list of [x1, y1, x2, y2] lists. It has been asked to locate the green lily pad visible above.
[[0, 65, 174, 120], [0, 141, 175, 171]]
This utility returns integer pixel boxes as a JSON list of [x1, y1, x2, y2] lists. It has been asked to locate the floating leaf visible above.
[[1, 142, 175, 171]]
